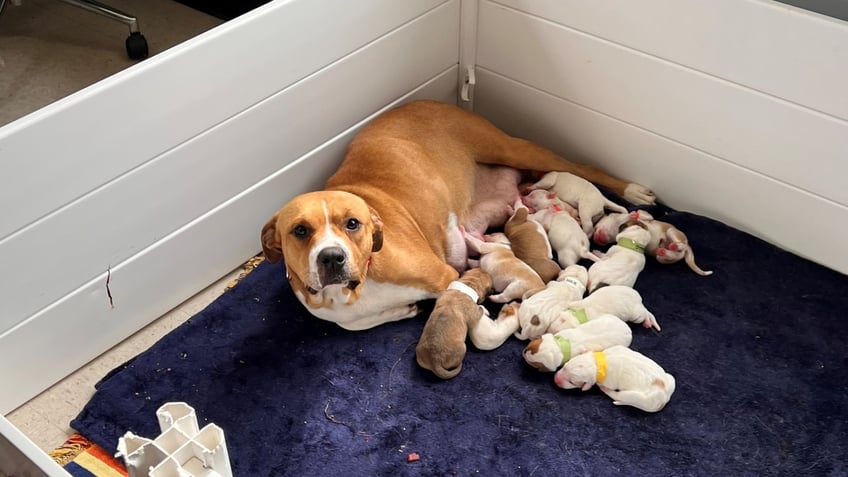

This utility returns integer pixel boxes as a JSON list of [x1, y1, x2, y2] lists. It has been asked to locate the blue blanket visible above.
[[72, 205, 848, 476]]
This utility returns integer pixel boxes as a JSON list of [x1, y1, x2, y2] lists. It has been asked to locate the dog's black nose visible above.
[[318, 247, 346, 267]]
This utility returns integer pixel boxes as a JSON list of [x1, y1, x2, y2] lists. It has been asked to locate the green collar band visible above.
[[617, 237, 646, 254], [570, 307, 588, 324], [554, 335, 572, 364]]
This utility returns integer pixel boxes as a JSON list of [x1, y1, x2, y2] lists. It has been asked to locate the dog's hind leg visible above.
[[468, 305, 519, 350]]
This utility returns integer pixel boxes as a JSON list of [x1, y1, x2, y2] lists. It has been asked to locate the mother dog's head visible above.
[[261, 190, 383, 295]]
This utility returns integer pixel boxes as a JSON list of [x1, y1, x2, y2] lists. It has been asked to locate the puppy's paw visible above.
[[623, 183, 656, 205]]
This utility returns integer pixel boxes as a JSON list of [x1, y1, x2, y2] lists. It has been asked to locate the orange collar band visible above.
[[594, 351, 608, 383]]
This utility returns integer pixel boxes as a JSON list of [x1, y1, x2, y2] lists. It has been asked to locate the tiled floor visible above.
[[5, 266, 243, 453]]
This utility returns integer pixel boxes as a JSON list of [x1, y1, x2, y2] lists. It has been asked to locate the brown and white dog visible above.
[[416, 268, 500, 379], [261, 100, 655, 330], [464, 232, 545, 303], [523, 314, 632, 372], [514, 265, 588, 340], [593, 210, 712, 276], [529, 171, 628, 235], [553, 345, 676, 413], [503, 203, 561, 282], [587, 224, 651, 293]]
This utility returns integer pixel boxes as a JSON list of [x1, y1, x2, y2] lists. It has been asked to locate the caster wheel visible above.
[[126, 32, 149, 60]]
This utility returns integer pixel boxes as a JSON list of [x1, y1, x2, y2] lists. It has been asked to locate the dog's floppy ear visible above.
[[261, 213, 284, 263], [370, 207, 384, 252]]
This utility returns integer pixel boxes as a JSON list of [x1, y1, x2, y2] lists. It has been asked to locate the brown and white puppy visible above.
[[529, 171, 628, 235], [262, 100, 655, 330], [416, 268, 495, 379], [464, 232, 545, 303], [592, 210, 650, 246], [587, 224, 651, 293], [503, 203, 561, 282], [593, 211, 712, 276], [553, 345, 676, 413], [523, 314, 632, 372], [514, 265, 588, 340], [549, 285, 660, 332]]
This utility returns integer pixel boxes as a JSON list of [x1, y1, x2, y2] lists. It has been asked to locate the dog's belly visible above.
[[294, 278, 435, 330]]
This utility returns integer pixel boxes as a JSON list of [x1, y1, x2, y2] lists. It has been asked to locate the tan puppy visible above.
[[416, 268, 495, 379], [529, 171, 628, 235], [464, 232, 544, 303], [503, 204, 561, 282], [514, 265, 588, 340], [593, 211, 712, 276], [262, 100, 655, 330], [553, 345, 676, 413], [587, 224, 651, 293], [523, 314, 632, 372], [549, 285, 660, 332]]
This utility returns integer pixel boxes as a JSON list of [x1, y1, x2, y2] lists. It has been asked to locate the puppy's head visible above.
[[558, 264, 588, 288], [553, 353, 597, 391], [616, 223, 652, 248], [261, 190, 383, 294], [523, 334, 563, 372]]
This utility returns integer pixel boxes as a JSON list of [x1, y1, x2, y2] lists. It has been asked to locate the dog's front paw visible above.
[[623, 183, 656, 205]]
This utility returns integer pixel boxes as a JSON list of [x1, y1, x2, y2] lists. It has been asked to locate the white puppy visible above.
[[464, 231, 544, 303], [587, 224, 650, 293], [534, 206, 600, 268], [514, 265, 588, 340], [530, 171, 628, 235], [549, 285, 660, 332], [522, 314, 632, 372], [553, 345, 676, 413]]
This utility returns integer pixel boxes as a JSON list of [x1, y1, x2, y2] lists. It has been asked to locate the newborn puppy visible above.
[[594, 211, 712, 276], [504, 203, 561, 282], [416, 268, 494, 379], [553, 345, 676, 413], [514, 265, 588, 340], [534, 206, 600, 268], [529, 171, 628, 235], [592, 210, 651, 245], [523, 314, 632, 372], [521, 189, 579, 219], [587, 224, 651, 293], [550, 285, 660, 332], [464, 231, 544, 303], [641, 219, 713, 276]]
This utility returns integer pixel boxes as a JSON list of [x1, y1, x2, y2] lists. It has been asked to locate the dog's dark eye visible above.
[[292, 225, 309, 238], [345, 218, 361, 231]]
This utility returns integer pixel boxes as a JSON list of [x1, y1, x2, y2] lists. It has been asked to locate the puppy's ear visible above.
[[370, 207, 384, 252], [261, 214, 284, 263]]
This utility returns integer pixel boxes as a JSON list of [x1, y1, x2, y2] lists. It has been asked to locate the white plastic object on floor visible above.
[[116, 402, 232, 477]]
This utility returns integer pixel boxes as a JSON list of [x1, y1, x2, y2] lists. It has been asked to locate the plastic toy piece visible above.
[[116, 402, 232, 477]]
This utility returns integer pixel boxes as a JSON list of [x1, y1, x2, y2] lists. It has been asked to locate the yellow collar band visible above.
[[594, 351, 608, 383]]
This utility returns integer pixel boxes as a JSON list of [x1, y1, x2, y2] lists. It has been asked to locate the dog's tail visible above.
[[684, 247, 713, 276]]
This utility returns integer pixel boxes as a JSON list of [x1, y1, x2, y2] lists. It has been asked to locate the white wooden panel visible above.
[[490, 0, 848, 120], [474, 69, 848, 275], [476, 2, 848, 209], [0, 0, 449, 240], [0, 68, 458, 414], [0, 1, 459, 335]]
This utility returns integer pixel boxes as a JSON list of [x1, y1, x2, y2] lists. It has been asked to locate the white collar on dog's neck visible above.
[[447, 280, 479, 303], [562, 276, 585, 291]]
